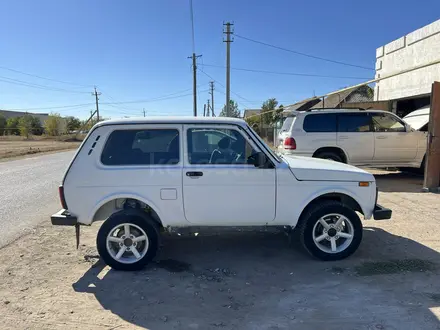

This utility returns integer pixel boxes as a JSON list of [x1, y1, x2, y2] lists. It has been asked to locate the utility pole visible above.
[[203, 104, 206, 117], [143, 108, 146, 117], [207, 99, 210, 117], [223, 22, 233, 116], [188, 54, 202, 116], [92, 87, 101, 121], [209, 81, 214, 116]]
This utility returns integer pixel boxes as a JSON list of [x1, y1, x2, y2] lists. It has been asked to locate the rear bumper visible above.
[[51, 209, 78, 226], [373, 204, 392, 220]]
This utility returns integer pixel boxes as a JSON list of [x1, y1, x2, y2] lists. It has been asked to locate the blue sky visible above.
[[0, 0, 439, 119]]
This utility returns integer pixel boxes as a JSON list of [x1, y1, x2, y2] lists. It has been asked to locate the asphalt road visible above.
[[0, 151, 75, 248]]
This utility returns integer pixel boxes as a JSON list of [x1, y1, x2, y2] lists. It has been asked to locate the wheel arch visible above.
[[296, 191, 364, 227], [88, 193, 164, 228], [313, 146, 348, 163]]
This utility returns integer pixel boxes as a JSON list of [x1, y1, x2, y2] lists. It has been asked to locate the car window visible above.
[[372, 113, 406, 132], [187, 128, 258, 165], [280, 116, 296, 132], [101, 129, 179, 165], [303, 114, 337, 132], [338, 113, 372, 132]]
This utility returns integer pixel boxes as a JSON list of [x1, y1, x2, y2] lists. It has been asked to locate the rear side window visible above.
[[280, 116, 296, 132], [338, 113, 372, 132], [101, 129, 179, 165], [303, 114, 337, 132]]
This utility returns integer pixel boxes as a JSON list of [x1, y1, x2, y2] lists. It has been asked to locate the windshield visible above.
[[280, 116, 296, 133], [246, 125, 281, 163]]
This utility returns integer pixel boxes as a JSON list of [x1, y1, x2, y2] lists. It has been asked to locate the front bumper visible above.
[[373, 204, 392, 220], [51, 209, 78, 226]]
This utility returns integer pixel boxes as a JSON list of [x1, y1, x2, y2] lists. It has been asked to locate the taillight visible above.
[[284, 137, 296, 150], [59, 185, 68, 209]]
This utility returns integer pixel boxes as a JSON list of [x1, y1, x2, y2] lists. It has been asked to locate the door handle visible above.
[[338, 136, 349, 140], [186, 171, 203, 178], [376, 136, 387, 139]]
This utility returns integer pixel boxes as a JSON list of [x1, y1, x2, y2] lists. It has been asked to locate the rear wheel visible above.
[[298, 201, 363, 261], [314, 151, 343, 163], [97, 210, 159, 271]]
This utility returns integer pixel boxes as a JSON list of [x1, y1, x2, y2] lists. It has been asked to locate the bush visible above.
[[0, 114, 6, 135], [30, 116, 43, 135], [44, 113, 63, 136], [19, 114, 33, 138], [6, 117, 20, 135]]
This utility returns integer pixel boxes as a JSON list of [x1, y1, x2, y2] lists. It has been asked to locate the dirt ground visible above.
[[0, 136, 80, 160], [1, 170, 440, 329]]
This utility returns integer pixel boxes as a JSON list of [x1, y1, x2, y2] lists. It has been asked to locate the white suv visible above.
[[278, 109, 427, 169], [51, 117, 391, 270]]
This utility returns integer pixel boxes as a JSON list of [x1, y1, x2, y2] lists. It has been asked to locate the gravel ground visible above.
[[1, 170, 440, 329]]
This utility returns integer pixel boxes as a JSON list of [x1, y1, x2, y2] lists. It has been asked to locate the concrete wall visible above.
[[0, 110, 49, 125], [375, 19, 440, 101]]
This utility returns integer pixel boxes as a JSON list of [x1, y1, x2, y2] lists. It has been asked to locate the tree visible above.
[[273, 104, 285, 127], [0, 114, 6, 135], [66, 116, 82, 132], [18, 114, 33, 138], [45, 113, 63, 136], [219, 100, 240, 118], [6, 117, 20, 135], [261, 98, 278, 127], [30, 116, 43, 135]]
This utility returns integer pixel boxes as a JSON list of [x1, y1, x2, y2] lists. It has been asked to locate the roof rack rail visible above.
[[306, 107, 366, 112]]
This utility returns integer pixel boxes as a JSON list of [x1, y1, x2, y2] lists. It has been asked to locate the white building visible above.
[[374, 19, 440, 117]]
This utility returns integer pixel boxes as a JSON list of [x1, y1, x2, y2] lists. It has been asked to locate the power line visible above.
[[0, 75, 91, 93], [197, 67, 253, 107], [201, 63, 372, 80], [2, 87, 208, 113], [0, 65, 92, 87], [234, 34, 374, 71], [3, 103, 95, 111]]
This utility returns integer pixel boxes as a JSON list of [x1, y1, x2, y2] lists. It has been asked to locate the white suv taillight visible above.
[[283, 137, 296, 150]]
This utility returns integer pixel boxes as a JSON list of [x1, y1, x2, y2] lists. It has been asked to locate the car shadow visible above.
[[374, 170, 424, 193], [73, 228, 440, 329]]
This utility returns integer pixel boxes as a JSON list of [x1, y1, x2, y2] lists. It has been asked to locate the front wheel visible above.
[[97, 210, 160, 271], [298, 201, 363, 261]]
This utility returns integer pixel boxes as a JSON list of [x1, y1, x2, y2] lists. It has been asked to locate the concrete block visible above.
[[376, 46, 384, 58], [407, 19, 440, 45], [385, 37, 406, 54]]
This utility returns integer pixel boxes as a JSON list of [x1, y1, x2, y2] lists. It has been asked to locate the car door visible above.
[[372, 112, 418, 163], [183, 125, 276, 225], [336, 112, 374, 165]]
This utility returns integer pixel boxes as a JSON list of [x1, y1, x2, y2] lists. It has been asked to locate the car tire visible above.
[[298, 201, 363, 261], [314, 151, 343, 163], [96, 210, 160, 271]]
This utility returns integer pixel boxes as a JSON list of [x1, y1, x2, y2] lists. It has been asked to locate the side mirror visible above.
[[248, 152, 269, 168]]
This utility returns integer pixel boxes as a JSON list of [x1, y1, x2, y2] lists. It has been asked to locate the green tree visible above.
[[66, 116, 82, 132], [30, 117, 44, 135], [18, 114, 33, 138], [261, 98, 278, 126], [6, 117, 20, 135], [219, 100, 240, 118], [44, 113, 63, 136], [0, 114, 6, 135], [273, 104, 285, 127]]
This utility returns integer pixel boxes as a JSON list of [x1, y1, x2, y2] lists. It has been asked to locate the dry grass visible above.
[[0, 134, 82, 160]]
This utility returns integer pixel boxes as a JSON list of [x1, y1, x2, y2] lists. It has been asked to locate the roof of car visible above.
[[404, 106, 430, 118], [287, 108, 391, 116], [94, 116, 248, 128]]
